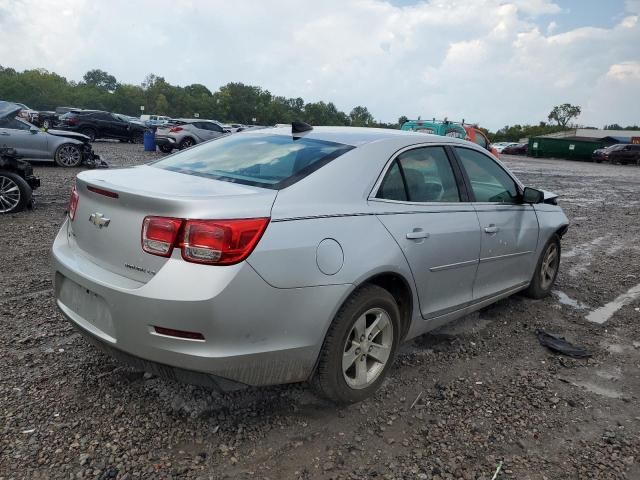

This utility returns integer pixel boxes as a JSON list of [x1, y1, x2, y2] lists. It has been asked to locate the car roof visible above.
[[248, 125, 471, 147], [0, 100, 22, 119]]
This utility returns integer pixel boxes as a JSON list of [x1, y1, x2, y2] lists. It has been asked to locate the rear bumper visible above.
[[155, 136, 177, 147], [52, 221, 349, 386]]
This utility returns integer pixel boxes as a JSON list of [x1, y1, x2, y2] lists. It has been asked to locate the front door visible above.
[[454, 146, 539, 300], [0, 118, 48, 158], [372, 145, 481, 319]]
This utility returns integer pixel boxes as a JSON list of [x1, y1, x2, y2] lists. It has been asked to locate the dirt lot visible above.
[[1, 144, 639, 480]]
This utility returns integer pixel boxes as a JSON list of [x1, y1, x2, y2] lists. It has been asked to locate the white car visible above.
[[14, 103, 39, 124]]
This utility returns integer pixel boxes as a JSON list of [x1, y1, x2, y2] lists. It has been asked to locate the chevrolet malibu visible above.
[[52, 125, 568, 403]]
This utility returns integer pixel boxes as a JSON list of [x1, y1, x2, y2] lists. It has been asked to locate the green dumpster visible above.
[[528, 137, 607, 161]]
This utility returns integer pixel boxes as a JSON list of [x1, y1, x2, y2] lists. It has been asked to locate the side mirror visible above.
[[522, 187, 544, 204], [29, 127, 39, 134]]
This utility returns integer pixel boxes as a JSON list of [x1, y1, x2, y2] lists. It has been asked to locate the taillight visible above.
[[68, 184, 79, 221], [181, 218, 269, 265], [141, 217, 269, 265], [142, 217, 183, 257], [169, 126, 183, 133]]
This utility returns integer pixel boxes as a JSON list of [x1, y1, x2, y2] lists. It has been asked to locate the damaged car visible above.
[[0, 101, 104, 168], [0, 146, 40, 213], [53, 124, 568, 403]]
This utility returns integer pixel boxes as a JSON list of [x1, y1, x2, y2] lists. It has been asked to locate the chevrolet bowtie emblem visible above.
[[88, 212, 111, 229]]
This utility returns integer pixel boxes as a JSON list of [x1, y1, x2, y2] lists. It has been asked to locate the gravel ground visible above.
[[1, 143, 639, 480]]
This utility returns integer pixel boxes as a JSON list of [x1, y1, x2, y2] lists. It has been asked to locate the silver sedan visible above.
[[52, 125, 568, 403]]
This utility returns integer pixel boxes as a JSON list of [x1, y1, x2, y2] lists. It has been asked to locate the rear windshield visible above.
[[151, 133, 354, 189]]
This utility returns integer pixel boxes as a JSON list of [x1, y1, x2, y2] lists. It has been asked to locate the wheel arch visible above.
[[360, 272, 414, 341]]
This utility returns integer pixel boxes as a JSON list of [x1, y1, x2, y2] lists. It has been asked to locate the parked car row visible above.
[[0, 101, 104, 168]]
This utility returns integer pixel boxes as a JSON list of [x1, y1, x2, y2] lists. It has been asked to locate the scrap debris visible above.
[[537, 330, 592, 358]]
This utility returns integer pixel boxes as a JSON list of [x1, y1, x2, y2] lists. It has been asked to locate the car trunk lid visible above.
[[70, 165, 277, 282]]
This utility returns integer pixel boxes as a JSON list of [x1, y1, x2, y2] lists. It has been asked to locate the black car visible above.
[[594, 144, 640, 165], [0, 147, 40, 213], [501, 142, 528, 155], [56, 110, 145, 143]]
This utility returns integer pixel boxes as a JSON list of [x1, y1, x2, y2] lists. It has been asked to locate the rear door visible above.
[[453, 146, 539, 300], [201, 122, 226, 140], [372, 145, 481, 319]]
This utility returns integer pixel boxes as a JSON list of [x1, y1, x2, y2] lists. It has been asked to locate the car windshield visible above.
[[151, 133, 354, 189]]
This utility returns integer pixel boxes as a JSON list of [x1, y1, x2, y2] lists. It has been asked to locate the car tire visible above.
[[159, 144, 173, 154], [0, 172, 31, 214], [80, 128, 96, 142], [313, 284, 400, 404], [179, 137, 195, 149], [55, 144, 83, 167], [42, 119, 50, 129], [131, 132, 144, 144], [525, 234, 561, 299]]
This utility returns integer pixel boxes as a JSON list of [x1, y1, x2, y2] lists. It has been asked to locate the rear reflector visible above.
[[141, 217, 183, 257], [68, 184, 79, 221], [153, 326, 205, 341], [141, 216, 269, 265], [87, 185, 119, 198]]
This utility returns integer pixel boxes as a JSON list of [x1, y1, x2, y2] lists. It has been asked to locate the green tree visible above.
[[83, 69, 117, 91], [547, 103, 581, 128], [154, 94, 169, 115], [350, 106, 374, 126], [398, 115, 408, 127]]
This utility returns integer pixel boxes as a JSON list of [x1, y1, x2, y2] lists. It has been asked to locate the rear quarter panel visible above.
[[247, 215, 414, 289]]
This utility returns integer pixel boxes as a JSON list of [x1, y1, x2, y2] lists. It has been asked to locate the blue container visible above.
[[143, 129, 156, 151]]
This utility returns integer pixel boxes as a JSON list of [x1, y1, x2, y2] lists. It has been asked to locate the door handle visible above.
[[406, 229, 430, 240], [0, 132, 9, 136], [484, 225, 499, 234]]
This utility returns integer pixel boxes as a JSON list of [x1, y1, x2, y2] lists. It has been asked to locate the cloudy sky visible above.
[[1, 0, 639, 130]]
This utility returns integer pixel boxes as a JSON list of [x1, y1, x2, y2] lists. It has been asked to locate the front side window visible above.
[[0, 117, 30, 130], [152, 133, 353, 189], [377, 146, 460, 202], [456, 147, 519, 203]]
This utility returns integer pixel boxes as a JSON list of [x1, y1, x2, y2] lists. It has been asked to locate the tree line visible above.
[[1, 66, 635, 140], [0, 66, 391, 128]]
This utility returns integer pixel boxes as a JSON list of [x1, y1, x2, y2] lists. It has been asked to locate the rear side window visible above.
[[152, 133, 354, 189], [377, 146, 460, 202]]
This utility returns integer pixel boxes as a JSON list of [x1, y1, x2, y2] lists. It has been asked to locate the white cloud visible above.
[[606, 61, 640, 81], [0, 0, 638, 130]]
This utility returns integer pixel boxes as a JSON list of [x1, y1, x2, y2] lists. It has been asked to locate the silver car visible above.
[[52, 126, 568, 403], [155, 119, 229, 153], [0, 101, 97, 167]]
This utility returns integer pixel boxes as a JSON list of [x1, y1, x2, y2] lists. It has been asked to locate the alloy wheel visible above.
[[540, 243, 559, 290], [0, 175, 21, 213], [342, 308, 394, 390], [57, 145, 81, 167]]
